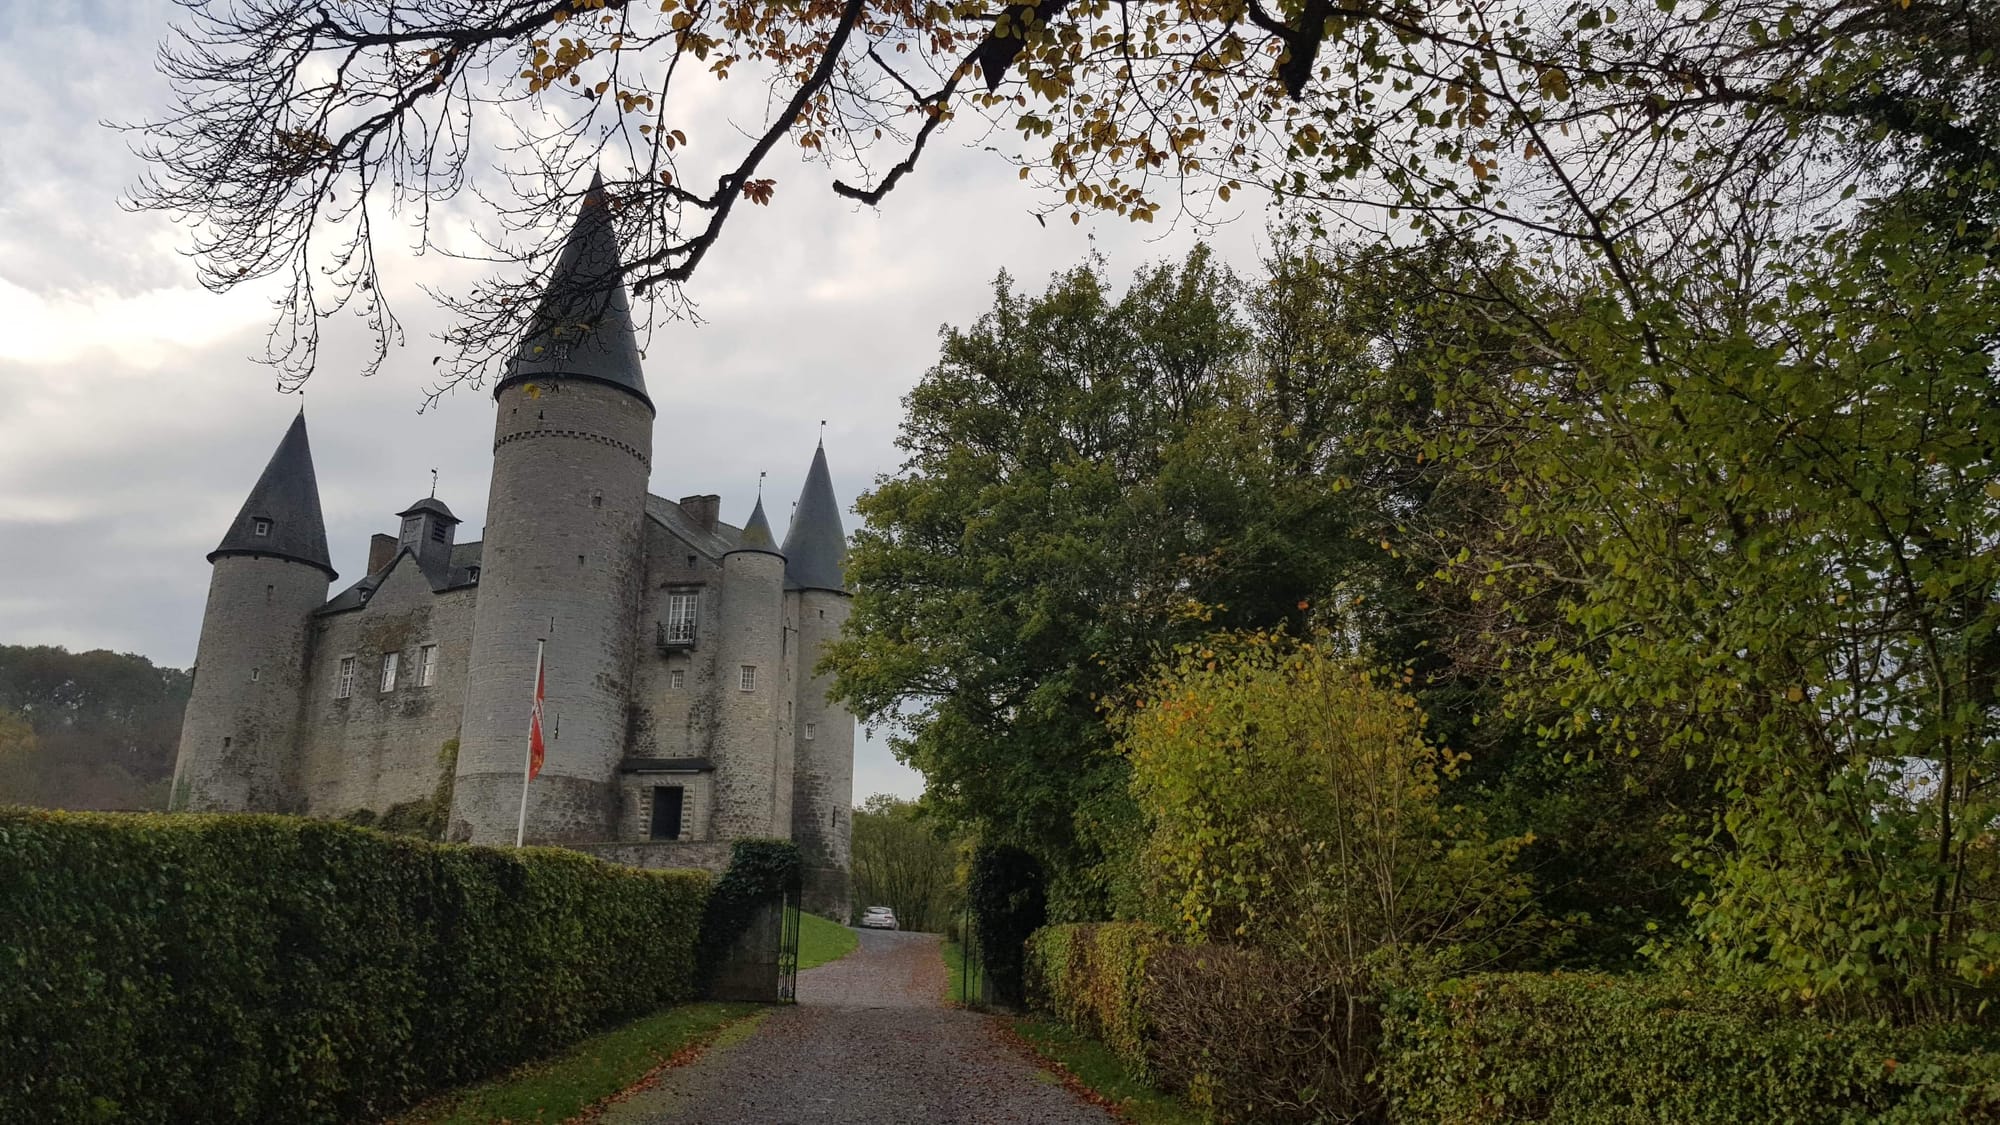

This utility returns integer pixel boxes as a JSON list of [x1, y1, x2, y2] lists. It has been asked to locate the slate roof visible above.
[[397, 497, 460, 522], [782, 443, 848, 592], [496, 172, 653, 412], [732, 496, 782, 556], [210, 411, 336, 580], [317, 539, 482, 615], [645, 495, 741, 559]]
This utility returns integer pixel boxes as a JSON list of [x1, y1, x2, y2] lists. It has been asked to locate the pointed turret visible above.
[[209, 411, 336, 580], [782, 443, 846, 592], [498, 172, 653, 412], [733, 496, 783, 556]]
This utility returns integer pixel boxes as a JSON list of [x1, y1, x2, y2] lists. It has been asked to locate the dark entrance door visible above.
[[650, 785, 684, 839]]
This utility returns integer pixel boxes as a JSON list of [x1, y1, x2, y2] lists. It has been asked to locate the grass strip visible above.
[[797, 911, 859, 969], [393, 1001, 762, 1125], [942, 938, 971, 1005], [1009, 1018, 1206, 1125]]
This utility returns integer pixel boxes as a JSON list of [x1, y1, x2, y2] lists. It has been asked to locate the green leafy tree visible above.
[[849, 795, 963, 931], [1422, 205, 2000, 1017], [0, 645, 193, 811], [827, 245, 1419, 915], [0, 709, 41, 806]]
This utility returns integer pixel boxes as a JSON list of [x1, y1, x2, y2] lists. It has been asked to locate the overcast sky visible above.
[[0, 0, 1271, 802]]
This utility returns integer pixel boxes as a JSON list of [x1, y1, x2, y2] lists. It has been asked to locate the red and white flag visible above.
[[528, 651, 547, 780]]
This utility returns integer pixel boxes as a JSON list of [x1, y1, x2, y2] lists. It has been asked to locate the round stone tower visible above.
[[173, 411, 336, 812], [451, 175, 656, 844], [783, 442, 856, 919], [711, 498, 791, 839]]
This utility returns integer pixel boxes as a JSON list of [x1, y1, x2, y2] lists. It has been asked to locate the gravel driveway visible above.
[[598, 928, 1111, 1124]]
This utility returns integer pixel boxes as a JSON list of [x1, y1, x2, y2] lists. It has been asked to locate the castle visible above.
[[170, 178, 855, 916]]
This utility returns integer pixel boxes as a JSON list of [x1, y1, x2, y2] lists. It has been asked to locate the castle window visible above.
[[739, 665, 757, 692], [663, 590, 698, 646], [336, 656, 356, 699], [417, 644, 439, 687], [685, 554, 696, 569], [266, 584, 275, 604], [805, 721, 816, 741], [650, 786, 685, 840], [467, 566, 480, 582], [670, 669, 685, 690], [250, 667, 260, 683], [222, 736, 231, 750], [430, 522, 447, 543], [380, 651, 400, 692], [252, 518, 271, 537], [591, 491, 604, 509]]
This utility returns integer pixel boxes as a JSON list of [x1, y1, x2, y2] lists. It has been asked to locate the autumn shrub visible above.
[[1026, 922, 1167, 1078], [0, 808, 709, 1124], [1117, 633, 1540, 972], [1148, 943, 1382, 1123], [1381, 973, 2000, 1123]]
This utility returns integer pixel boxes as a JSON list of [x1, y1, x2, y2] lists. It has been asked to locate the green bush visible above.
[[1382, 973, 2000, 1123], [1027, 922, 1166, 1079], [0, 807, 709, 1124], [969, 844, 1046, 1008], [697, 837, 802, 987]]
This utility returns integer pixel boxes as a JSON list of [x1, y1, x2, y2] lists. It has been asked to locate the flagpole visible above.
[[517, 639, 545, 848]]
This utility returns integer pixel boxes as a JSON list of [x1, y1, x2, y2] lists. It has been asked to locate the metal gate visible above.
[[957, 901, 985, 1007], [777, 876, 803, 1003]]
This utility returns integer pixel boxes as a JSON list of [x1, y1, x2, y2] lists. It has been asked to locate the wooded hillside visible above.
[[0, 644, 190, 811]]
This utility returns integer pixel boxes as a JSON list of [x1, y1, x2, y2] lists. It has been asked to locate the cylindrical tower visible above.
[[450, 175, 656, 844], [173, 411, 335, 812], [710, 499, 790, 839], [782, 442, 855, 918], [791, 587, 855, 916]]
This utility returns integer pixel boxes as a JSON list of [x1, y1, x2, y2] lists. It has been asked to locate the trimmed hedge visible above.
[[0, 808, 710, 1124], [1382, 973, 2000, 1123], [1029, 923, 1377, 1122], [1027, 922, 1166, 1079]]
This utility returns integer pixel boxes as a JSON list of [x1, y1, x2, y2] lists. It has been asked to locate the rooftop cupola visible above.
[[209, 410, 336, 581], [396, 496, 460, 577], [730, 495, 784, 558], [496, 171, 654, 414], [782, 442, 847, 593]]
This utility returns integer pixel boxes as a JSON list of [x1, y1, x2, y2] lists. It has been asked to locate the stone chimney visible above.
[[367, 533, 398, 575], [679, 494, 721, 530]]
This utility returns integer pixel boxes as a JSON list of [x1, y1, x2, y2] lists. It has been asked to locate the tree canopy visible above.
[[132, 0, 1997, 388], [0, 645, 192, 811]]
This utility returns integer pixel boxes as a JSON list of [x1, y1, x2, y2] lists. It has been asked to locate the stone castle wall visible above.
[[296, 560, 476, 817]]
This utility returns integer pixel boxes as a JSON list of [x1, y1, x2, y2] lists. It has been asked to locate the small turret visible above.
[[712, 495, 791, 838], [395, 496, 460, 578], [785, 441, 855, 919], [173, 410, 335, 812]]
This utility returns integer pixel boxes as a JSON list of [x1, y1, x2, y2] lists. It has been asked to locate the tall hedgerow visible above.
[[0, 809, 708, 1124]]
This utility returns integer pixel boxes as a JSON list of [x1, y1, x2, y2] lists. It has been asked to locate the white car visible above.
[[860, 905, 899, 930]]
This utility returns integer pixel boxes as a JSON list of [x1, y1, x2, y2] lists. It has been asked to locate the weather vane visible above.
[[429, 468, 439, 498]]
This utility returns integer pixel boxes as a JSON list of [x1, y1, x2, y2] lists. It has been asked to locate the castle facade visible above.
[[170, 179, 855, 915]]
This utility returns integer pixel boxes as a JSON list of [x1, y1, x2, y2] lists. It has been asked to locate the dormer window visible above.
[[467, 566, 481, 582], [252, 518, 272, 537]]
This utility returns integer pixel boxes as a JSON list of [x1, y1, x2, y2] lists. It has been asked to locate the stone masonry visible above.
[[169, 178, 856, 917]]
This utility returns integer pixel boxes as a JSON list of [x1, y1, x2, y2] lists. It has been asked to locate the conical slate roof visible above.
[[782, 443, 847, 592], [498, 172, 653, 412], [209, 411, 336, 580], [731, 496, 783, 557]]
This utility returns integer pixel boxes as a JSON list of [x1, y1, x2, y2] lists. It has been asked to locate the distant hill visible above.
[[0, 644, 192, 811]]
